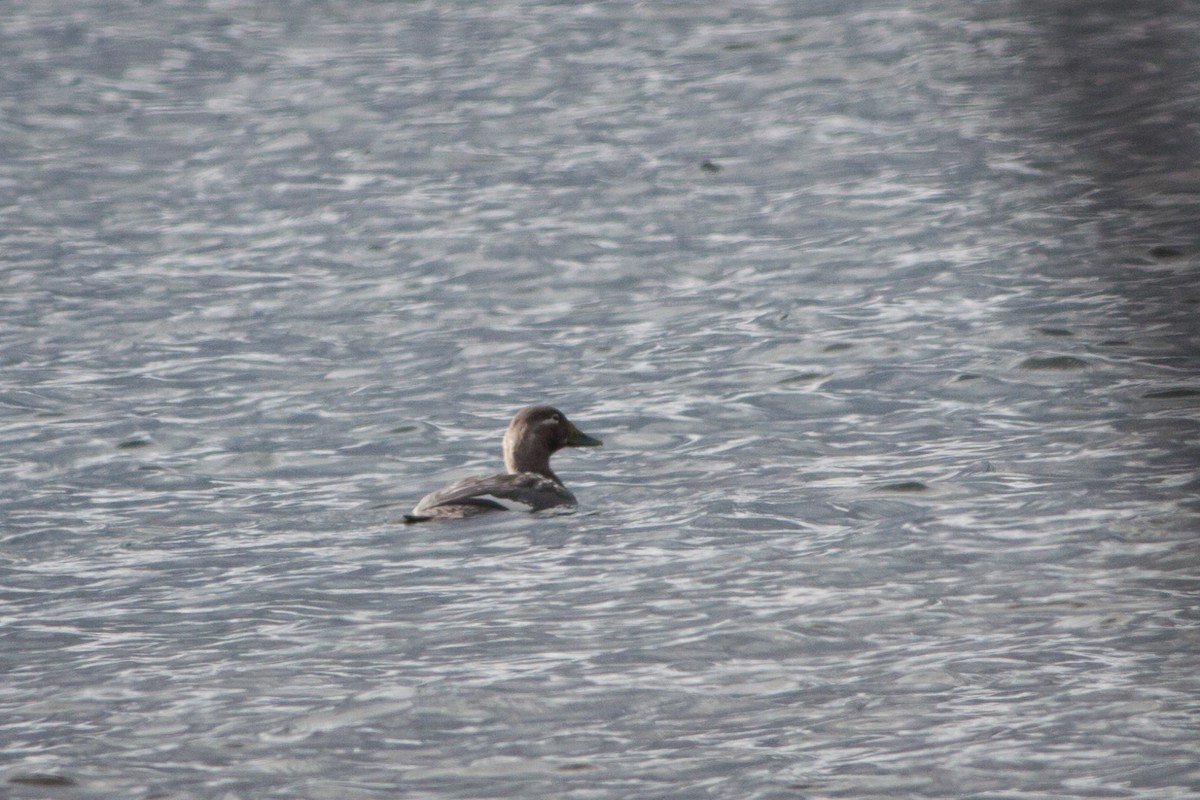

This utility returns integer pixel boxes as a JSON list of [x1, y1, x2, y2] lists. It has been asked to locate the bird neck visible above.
[[503, 430, 560, 483]]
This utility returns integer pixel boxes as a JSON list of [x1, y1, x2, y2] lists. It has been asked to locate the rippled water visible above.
[[3, 0, 1199, 798]]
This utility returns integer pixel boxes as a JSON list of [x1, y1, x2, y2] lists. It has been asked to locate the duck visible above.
[[403, 405, 602, 523]]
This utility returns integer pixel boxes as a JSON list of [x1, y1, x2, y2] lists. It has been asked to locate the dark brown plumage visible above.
[[403, 406, 602, 523]]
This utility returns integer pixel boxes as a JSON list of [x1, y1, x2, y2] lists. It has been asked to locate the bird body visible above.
[[404, 406, 601, 523]]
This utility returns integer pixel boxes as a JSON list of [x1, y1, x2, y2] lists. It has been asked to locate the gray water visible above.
[[2, 0, 1199, 798]]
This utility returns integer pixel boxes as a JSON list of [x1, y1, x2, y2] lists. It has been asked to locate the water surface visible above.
[[2, 1, 1199, 798]]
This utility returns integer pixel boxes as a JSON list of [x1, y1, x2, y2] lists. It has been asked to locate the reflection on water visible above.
[[2, 0, 1199, 798]]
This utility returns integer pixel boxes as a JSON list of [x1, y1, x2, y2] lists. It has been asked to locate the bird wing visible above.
[[412, 473, 572, 514]]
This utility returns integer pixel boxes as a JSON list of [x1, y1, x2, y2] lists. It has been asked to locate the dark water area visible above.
[[2, 1, 1198, 798]]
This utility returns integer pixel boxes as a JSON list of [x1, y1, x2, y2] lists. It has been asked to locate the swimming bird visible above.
[[403, 405, 602, 523]]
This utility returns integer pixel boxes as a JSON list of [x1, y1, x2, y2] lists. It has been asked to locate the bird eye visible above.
[[550, 413, 562, 423]]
